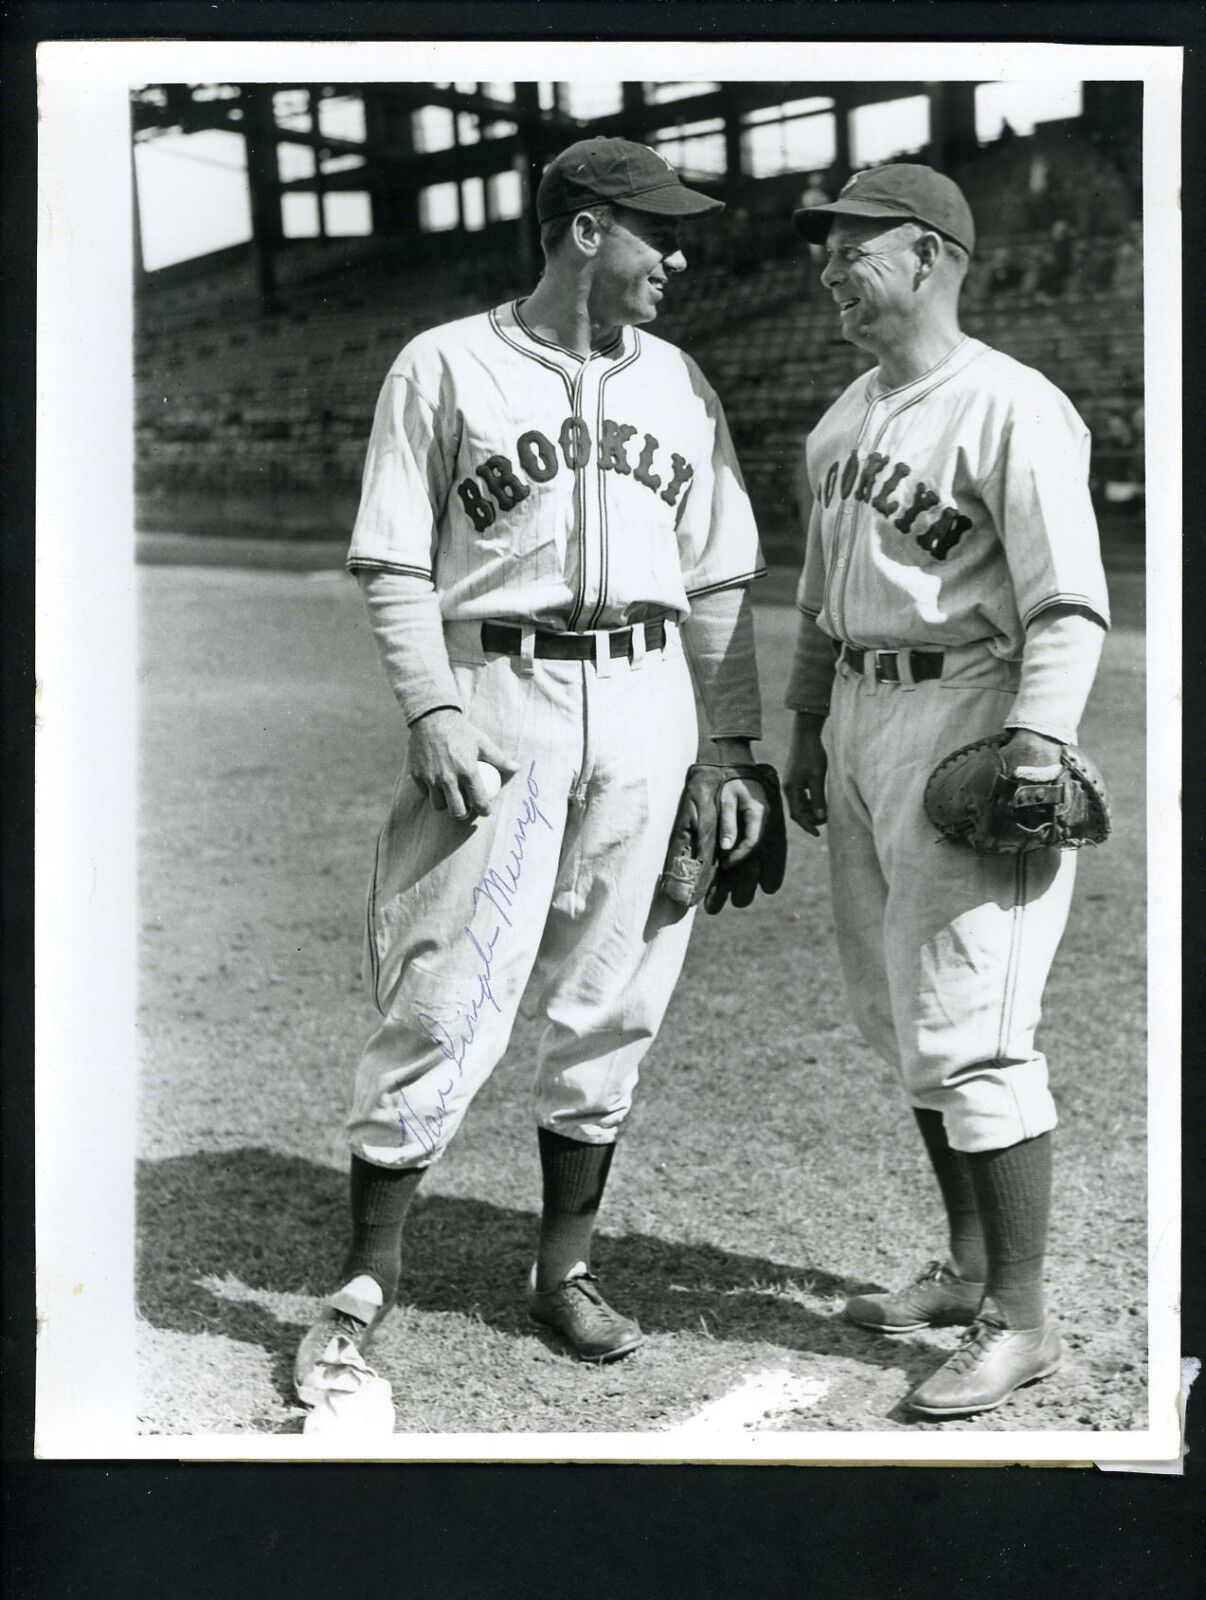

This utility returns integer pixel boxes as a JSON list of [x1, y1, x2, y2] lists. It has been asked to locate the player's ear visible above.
[[912, 230, 940, 289], [571, 207, 609, 257]]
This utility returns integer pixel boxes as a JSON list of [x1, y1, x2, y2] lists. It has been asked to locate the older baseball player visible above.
[[295, 137, 772, 1428], [785, 164, 1109, 1418]]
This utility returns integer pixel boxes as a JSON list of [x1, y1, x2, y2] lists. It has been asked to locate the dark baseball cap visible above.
[[537, 137, 725, 223], [793, 163, 975, 254]]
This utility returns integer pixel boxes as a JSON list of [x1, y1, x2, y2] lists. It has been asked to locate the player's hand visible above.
[[712, 738, 767, 865], [784, 714, 828, 836], [406, 709, 518, 822], [717, 776, 769, 865], [999, 727, 1065, 779]]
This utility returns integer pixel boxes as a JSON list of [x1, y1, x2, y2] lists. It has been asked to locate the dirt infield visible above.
[[136, 566, 1147, 1439]]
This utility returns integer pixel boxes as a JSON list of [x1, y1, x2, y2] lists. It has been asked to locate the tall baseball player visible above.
[[294, 137, 776, 1430], [785, 165, 1110, 1417]]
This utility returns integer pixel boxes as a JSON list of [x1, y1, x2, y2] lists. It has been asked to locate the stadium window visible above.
[[133, 128, 252, 269], [277, 141, 316, 182], [488, 167, 523, 220], [321, 153, 366, 176], [419, 182, 460, 231], [282, 191, 321, 238], [537, 83, 558, 111], [975, 81, 1084, 142], [644, 82, 721, 104], [741, 104, 836, 179], [413, 105, 455, 153], [849, 95, 930, 167], [462, 177, 486, 231], [651, 119, 726, 180], [457, 112, 481, 147], [318, 94, 366, 143], [559, 83, 625, 118], [484, 119, 519, 141], [481, 82, 516, 103], [323, 192, 372, 236], [272, 89, 312, 130]]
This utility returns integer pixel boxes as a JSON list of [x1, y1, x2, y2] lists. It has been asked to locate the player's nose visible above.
[[820, 255, 840, 288], [663, 247, 687, 273]]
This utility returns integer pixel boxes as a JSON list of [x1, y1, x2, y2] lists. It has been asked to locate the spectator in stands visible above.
[[987, 244, 1023, 297], [1112, 236, 1142, 299], [729, 206, 760, 277], [1036, 219, 1075, 299]]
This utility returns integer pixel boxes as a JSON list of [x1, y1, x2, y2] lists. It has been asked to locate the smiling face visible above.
[[819, 216, 927, 352], [590, 205, 687, 327]]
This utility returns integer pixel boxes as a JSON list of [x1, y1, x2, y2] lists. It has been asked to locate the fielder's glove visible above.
[[923, 732, 1112, 855], [659, 763, 787, 913]]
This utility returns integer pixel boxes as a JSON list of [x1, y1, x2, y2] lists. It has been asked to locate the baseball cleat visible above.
[[903, 1304, 1063, 1418], [843, 1260, 984, 1333], [527, 1268, 644, 1362], [294, 1283, 390, 1409]]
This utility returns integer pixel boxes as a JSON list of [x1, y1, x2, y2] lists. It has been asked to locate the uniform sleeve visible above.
[[980, 386, 1110, 631], [677, 375, 767, 600], [679, 584, 762, 741], [346, 362, 454, 579], [785, 609, 837, 716], [1005, 606, 1106, 746], [795, 499, 826, 619], [357, 569, 463, 727]]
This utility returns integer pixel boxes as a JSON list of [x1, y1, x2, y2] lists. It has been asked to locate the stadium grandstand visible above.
[[132, 80, 1144, 565]]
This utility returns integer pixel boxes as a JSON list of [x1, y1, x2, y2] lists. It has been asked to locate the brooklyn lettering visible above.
[[457, 420, 694, 532], [820, 450, 973, 561]]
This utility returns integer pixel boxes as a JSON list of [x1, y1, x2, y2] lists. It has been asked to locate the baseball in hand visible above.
[[475, 760, 503, 802]]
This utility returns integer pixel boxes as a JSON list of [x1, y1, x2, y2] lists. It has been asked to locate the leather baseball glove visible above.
[[923, 732, 1112, 855], [659, 763, 787, 913]]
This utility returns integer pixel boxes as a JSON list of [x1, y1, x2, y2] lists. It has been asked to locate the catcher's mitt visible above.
[[659, 763, 787, 913], [923, 732, 1111, 855]]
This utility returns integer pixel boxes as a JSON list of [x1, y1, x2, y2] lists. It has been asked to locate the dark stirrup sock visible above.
[[913, 1107, 988, 1283], [964, 1131, 1054, 1329], [535, 1127, 617, 1292], [338, 1155, 425, 1307]]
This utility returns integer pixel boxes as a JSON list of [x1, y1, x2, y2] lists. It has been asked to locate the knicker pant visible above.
[[347, 623, 698, 1169], [823, 645, 1077, 1154]]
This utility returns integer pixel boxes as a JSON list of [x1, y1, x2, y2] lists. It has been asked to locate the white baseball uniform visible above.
[[787, 336, 1109, 1153], [344, 299, 765, 1167]]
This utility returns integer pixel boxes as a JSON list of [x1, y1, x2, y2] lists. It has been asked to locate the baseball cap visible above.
[[793, 163, 975, 254], [537, 137, 725, 223]]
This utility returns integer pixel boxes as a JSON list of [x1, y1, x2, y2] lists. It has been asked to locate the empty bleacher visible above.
[[136, 218, 1144, 563]]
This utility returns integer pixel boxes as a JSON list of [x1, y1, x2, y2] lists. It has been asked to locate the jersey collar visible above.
[[868, 336, 986, 403], [500, 298, 631, 367]]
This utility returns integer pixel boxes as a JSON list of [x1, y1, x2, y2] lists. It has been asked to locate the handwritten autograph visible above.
[[398, 759, 553, 1154]]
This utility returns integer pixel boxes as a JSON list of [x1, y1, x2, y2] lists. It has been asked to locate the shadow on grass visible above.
[[138, 1146, 951, 1411]]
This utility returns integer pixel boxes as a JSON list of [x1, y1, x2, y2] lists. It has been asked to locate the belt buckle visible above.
[[874, 649, 899, 684]]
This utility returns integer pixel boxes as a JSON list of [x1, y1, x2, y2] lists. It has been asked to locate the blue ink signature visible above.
[[398, 760, 553, 1154]]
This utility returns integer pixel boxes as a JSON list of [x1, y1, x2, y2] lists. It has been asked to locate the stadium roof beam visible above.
[[130, 81, 574, 140], [584, 80, 934, 135], [277, 138, 525, 193]]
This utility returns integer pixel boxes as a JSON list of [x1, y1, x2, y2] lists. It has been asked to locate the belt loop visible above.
[[896, 649, 916, 689], [519, 626, 536, 678], [593, 630, 612, 678], [629, 623, 647, 670]]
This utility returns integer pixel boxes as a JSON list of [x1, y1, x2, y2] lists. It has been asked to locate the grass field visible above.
[[136, 566, 1147, 1439]]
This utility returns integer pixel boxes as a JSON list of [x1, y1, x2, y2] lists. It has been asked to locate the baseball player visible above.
[[294, 137, 771, 1427], [785, 165, 1110, 1417]]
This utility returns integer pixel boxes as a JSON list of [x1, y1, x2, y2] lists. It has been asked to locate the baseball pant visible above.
[[823, 642, 1077, 1154], [347, 619, 699, 1168]]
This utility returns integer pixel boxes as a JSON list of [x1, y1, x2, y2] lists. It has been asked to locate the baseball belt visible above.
[[837, 643, 944, 684], [481, 618, 668, 661]]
